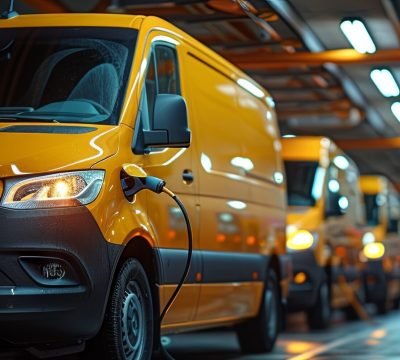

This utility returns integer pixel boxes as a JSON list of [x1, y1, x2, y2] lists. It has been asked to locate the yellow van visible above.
[[359, 175, 400, 313], [0, 13, 288, 358], [282, 136, 365, 329]]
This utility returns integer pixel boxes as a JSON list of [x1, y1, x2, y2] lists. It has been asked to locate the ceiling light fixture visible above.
[[340, 19, 376, 54], [370, 69, 399, 97], [391, 102, 400, 122]]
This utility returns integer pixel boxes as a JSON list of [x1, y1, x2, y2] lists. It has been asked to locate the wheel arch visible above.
[[107, 236, 162, 350]]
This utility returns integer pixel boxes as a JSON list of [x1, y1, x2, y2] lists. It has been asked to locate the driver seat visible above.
[[68, 63, 119, 114]]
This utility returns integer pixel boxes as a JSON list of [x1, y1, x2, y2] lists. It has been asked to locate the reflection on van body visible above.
[[282, 136, 366, 329], [0, 14, 288, 358]]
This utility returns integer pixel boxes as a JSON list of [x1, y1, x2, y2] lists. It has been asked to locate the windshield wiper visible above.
[[0, 116, 59, 123]]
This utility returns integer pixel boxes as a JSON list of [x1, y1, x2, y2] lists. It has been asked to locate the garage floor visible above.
[[1, 310, 399, 359], [165, 311, 400, 360]]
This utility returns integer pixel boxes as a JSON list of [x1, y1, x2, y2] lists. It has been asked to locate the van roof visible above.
[[359, 175, 389, 194], [0, 13, 145, 29], [281, 136, 337, 162]]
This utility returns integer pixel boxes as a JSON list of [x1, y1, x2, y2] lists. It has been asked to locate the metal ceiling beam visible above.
[[277, 108, 354, 120], [266, 85, 342, 92], [249, 69, 326, 77], [225, 49, 400, 69], [336, 137, 400, 150], [122, 11, 250, 23], [209, 39, 302, 50], [23, 0, 67, 12]]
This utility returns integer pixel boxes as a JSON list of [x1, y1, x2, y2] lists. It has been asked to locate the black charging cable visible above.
[[121, 174, 193, 359], [159, 187, 193, 322]]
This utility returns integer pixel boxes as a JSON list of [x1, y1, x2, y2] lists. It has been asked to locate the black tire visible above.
[[375, 279, 388, 315], [237, 271, 280, 354], [94, 258, 154, 360], [307, 281, 331, 330], [344, 283, 366, 321]]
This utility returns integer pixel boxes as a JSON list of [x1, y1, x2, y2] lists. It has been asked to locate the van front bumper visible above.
[[0, 205, 121, 347], [287, 250, 326, 311]]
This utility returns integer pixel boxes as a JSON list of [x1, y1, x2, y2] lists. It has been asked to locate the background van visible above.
[[360, 175, 400, 313], [282, 136, 366, 329]]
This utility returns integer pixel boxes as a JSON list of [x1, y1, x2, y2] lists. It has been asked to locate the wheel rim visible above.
[[265, 282, 278, 339], [121, 281, 146, 360]]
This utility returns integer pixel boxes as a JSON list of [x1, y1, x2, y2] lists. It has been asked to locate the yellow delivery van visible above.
[[0, 13, 288, 358], [359, 175, 400, 313], [282, 136, 365, 329]]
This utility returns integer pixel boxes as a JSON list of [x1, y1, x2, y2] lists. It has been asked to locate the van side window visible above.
[[144, 55, 157, 127], [155, 45, 179, 95], [143, 44, 180, 128], [133, 43, 181, 153]]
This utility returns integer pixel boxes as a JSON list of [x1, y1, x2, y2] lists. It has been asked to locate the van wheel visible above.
[[307, 281, 331, 329], [102, 258, 154, 360], [236, 271, 280, 354], [344, 283, 366, 320]]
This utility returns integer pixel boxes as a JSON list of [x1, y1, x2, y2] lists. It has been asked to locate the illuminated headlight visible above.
[[363, 242, 385, 260], [1, 171, 104, 209], [287, 230, 315, 251]]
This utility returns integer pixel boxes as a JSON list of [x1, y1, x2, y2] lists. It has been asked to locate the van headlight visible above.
[[363, 242, 385, 260], [1, 171, 104, 209], [286, 230, 315, 251]]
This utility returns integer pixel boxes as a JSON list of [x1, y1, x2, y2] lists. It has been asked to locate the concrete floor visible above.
[[1, 310, 400, 359], [166, 311, 400, 360]]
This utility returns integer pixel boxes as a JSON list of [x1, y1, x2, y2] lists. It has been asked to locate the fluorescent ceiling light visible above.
[[340, 19, 376, 54], [370, 69, 399, 97], [282, 134, 296, 138], [391, 102, 400, 122]]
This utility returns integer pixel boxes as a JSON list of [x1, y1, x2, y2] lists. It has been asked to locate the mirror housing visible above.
[[143, 94, 191, 148]]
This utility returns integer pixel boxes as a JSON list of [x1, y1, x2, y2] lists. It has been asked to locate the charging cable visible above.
[[121, 174, 193, 359]]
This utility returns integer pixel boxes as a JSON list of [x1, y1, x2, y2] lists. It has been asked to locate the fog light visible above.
[[294, 272, 307, 284], [42, 262, 66, 280]]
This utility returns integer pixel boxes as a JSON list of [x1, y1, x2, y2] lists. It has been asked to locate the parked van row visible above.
[[282, 137, 400, 328], [0, 13, 398, 360]]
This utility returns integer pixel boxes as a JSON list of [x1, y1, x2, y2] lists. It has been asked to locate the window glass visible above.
[[0, 27, 137, 125], [284, 161, 319, 206], [365, 194, 379, 226], [144, 55, 156, 127], [141, 44, 179, 129], [155, 46, 179, 95]]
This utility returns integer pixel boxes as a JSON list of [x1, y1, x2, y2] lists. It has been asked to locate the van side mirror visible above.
[[325, 193, 346, 218], [143, 94, 191, 148]]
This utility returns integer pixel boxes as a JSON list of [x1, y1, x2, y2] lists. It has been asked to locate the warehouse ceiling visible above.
[[7, 0, 400, 187]]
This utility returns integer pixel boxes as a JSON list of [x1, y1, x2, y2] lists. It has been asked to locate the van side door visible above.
[[182, 51, 266, 324], [133, 32, 201, 327]]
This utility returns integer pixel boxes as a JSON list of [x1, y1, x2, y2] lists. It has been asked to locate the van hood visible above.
[[287, 206, 322, 231], [0, 124, 119, 178]]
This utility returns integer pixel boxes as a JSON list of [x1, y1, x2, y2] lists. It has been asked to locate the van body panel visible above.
[[0, 124, 119, 177]]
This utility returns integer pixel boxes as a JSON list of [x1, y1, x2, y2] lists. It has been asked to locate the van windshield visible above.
[[364, 194, 379, 226], [0, 27, 137, 125], [285, 161, 319, 206]]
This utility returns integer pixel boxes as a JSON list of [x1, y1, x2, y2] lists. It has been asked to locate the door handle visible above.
[[182, 169, 194, 184]]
